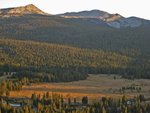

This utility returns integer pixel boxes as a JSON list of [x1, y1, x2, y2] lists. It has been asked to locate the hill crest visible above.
[[58, 10, 123, 22], [0, 4, 48, 17]]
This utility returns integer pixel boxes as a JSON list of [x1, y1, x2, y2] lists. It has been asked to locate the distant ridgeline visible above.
[[0, 39, 149, 82]]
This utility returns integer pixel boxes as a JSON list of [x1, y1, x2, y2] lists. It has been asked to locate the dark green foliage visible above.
[[82, 96, 88, 105], [0, 15, 150, 54], [0, 15, 150, 79], [0, 80, 23, 96], [0, 39, 132, 81], [12, 69, 88, 83], [0, 92, 150, 113], [0, 39, 129, 69], [0, 38, 150, 79]]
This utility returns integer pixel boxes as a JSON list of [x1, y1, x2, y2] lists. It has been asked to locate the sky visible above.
[[0, 0, 150, 20]]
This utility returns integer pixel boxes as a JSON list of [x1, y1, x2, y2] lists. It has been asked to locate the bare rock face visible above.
[[105, 14, 123, 22], [59, 10, 111, 19], [0, 4, 48, 17], [58, 10, 123, 22], [108, 17, 150, 28]]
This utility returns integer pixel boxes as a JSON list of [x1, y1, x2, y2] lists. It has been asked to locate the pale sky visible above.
[[0, 0, 149, 19]]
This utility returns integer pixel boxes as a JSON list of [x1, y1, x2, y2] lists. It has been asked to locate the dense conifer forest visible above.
[[0, 39, 131, 82], [0, 38, 150, 80]]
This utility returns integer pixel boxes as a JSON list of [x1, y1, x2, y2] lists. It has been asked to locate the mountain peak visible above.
[[0, 4, 48, 17], [59, 9, 109, 19], [25, 4, 36, 8], [24, 4, 42, 11], [105, 13, 123, 22], [58, 10, 123, 21]]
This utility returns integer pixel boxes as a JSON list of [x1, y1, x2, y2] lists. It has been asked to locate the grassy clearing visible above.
[[10, 74, 150, 100]]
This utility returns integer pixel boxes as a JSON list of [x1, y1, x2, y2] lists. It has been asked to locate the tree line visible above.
[[0, 79, 23, 96], [0, 92, 150, 113]]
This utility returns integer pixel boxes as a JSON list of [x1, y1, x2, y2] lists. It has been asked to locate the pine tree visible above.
[[24, 106, 29, 113], [6, 90, 10, 97], [74, 98, 77, 104], [46, 92, 50, 99], [68, 98, 71, 104], [7, 80, 13, 91]]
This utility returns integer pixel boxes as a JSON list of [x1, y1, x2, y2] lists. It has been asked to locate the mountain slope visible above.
[[0, 5, 150, 28], [0, 39, 130, 71], [108, 17, 150, 28], [0, 4, 48, 17], [59, 10, 111, 19], [59, 10, 123, 22], [0, 5, 150, 78], [0, 14, 150, 54], [58, 10, 150, 28], [1, 39, 150, 78]]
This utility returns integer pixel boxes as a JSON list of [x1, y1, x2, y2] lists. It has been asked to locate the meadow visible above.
[[10, 74, 150, 101]]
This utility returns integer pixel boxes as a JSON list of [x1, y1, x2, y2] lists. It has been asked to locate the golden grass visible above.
[[10, 74, 150, 100]]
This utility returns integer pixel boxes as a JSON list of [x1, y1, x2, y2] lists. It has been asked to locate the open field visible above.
[[10, 74, 150, 101]]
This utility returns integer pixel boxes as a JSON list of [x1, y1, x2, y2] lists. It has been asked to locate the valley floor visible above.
[[10, 74, 150, 101]]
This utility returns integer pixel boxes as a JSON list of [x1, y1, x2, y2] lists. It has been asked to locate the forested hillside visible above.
[[0, 39, 133, 81], [0, 15, 150, 54], [0, 39, 130, 70], [0, 39, 150, 80], [0, 13, 150, 79]]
